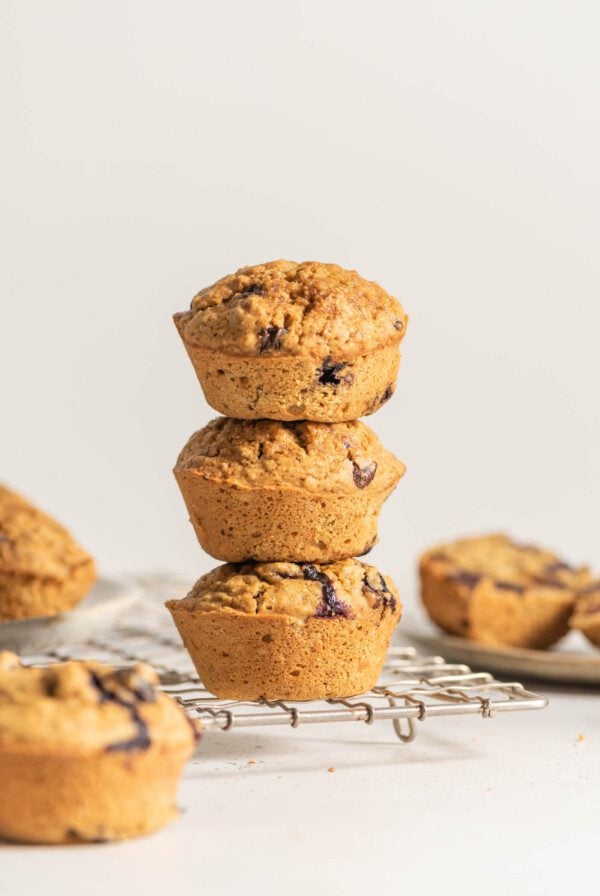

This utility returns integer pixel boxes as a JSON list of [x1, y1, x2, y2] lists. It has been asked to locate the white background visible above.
[[1, 3, 599, 894], [2, 0, 599, 597]]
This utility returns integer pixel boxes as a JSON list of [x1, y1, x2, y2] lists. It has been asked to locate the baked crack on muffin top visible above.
[[170, 559, 400, 623], [175, 418, 405, 493], [174, 260, 408, 359]]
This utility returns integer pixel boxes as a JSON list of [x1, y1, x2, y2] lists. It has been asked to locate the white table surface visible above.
[[1, 633, 597, 896]]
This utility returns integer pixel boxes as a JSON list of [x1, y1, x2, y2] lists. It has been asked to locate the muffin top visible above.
[[0, 653, 200, 754], [175, 418, 405, 494], [166, 559, 400, 624], [174, 260, 407, 359], [421, 534, 593, 594], [0, 485, 95, 583]]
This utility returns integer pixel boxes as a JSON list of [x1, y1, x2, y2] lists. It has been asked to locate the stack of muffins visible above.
[[167, 260, 408, 700]]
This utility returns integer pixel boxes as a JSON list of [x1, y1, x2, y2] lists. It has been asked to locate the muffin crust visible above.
[[420, 534, 591, 649], [174, 419, 404, 562], [173, 260, 407, 421], [0, 653, 199, 843], [0, 485, 96, 620], [172, 558, 398, 622], [176, 417, 404, 493], [176, 260, 407, 359], [166, 559, 401, 700]]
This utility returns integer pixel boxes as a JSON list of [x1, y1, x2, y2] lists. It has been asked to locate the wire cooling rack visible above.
[[22, 624, 548, 744]]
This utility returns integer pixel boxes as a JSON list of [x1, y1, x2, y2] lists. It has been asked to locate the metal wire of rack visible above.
[[22, 624, 548, 744]]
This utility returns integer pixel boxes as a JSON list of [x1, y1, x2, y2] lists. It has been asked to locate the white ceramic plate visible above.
[[0, 577, 141, 654], [404, 622, 600, 686]]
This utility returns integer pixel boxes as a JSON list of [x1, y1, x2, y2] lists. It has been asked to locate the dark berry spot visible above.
[[110, 667, 158, 704], [362, 571, 397, 616], [352, 461, 377, 489], [494, 580, 525, 594], [256, 563, 353, 619], [451, 570, 481, 588], [358, 538, 376, 557], [89, 671, 110, 704], [258, 326, 285, 353], [42, 672, 59, 697], [318, 356, 353, 387], [65, 828, 109, 844], [393, 319, 404, 331], [302, 564, 353, 619], [89, 670, 153, 753], [380, 385, 393, 405], [131, 679, 157, 705], [366, 385, 394, 413], [105, 721, 151, 753], [544, 561, 574, 575], [533, 577, 568, 589], [240, 283, 264, 298]]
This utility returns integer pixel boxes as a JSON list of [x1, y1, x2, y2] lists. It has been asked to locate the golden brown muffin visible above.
[[570, 582, 600, 648], [173, 260, 408, 422], [174, 417, 405, 563], [0, 485, 97, 621], [0, 652, 199, 843], [166, 558, 401, 701], [419, 534, 593, 649]]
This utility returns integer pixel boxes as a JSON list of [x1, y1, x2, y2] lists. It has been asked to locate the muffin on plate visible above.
[[173, 260, 408, 422], [174, 417, 405, 563], [0, 652, 199, 843], [570, 583, 600, 648], [0, 485, 96, 621], [419, 533, 591, 649], [166, 558, 401, 701]]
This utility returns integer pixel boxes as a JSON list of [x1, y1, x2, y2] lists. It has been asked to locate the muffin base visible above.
[[174, 474, 397, 563], [0, 743, 190, 844], [0, 559, 97, 621], [166, 606, 399, 700], [420, 564, 574, 649], [174, 331, 400, 422]]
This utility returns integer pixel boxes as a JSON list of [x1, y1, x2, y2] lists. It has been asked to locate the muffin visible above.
[[0, 485, 96, 621], [0, 652, 199, 843], [419, 533, 592, 649], [174, 417, 405, 563], [570, 582, 600, 648], [166, 558, 401, 701], [173, 260, 408, 422]]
